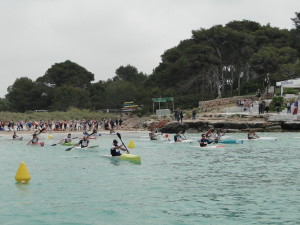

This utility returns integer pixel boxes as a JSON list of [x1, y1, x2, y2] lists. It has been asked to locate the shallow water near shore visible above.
[[0, 131, 299, 225]]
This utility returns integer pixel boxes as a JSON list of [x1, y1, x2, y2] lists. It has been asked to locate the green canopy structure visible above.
[[152, 97, 174, 113]]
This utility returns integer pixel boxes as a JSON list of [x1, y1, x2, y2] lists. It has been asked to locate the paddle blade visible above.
[[117, 133, 121, 139], [51, 143, 57, 146], [65, 147, 72, 151]]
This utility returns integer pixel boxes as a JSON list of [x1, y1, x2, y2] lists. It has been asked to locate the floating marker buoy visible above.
[[48, 134, 53, 139], [128, 140, 136, 149], [165, 134, 169, 138], [15, 162, 31, 183]]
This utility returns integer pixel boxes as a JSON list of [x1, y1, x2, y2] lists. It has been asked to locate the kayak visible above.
[[83, 132, 103, 136], [168, 139, 194, 144], [31, 142, 44, 147], [201, 145, 225, 149], [80, 137, 96, 139], [218, 139, 243, 144], [120, 153, 141, 163], [89, 133, 102, 136], [192, 145, 225, 149], [74, 145, 99, 150], [238, 137, 278, 142], [13, 137, 23, 141], [61, 142, 76, 146], [102, 153, 141, 164]]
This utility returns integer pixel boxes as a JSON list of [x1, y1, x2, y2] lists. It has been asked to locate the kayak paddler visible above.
[[174, 131, 186, 142], [28, 133, 39, 145], [199, 133, 213, 147], [61, 133, 72, 143], [248, 130, 259, 139], [110, 139, 127, 156], [76, 136, 89, 148], [149, 129, 158, 140], [13, 131, 23, 140]]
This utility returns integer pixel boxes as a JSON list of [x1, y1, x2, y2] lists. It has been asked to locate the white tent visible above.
[[276, 78, 300, 96]]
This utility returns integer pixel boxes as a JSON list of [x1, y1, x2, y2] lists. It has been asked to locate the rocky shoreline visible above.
[[159, 121, 300, 133], [141, 113, 300, 133]]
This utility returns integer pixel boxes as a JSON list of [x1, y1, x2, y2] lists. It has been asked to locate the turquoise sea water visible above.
[[0, 132, 299, 225]]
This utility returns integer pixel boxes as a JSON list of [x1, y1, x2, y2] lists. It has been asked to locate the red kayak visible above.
[[31, 142, 44, 147], [80, 137, 96, 139]]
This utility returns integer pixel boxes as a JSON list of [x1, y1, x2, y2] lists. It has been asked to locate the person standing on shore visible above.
[[174, 108, 180, 121], [275, 101, 281, 114], [258, 98, 263, 114], [256, 89, 261, 98], [286, 101, 291, 114], [118, 118, 123, 127], [179, 109, 184, 123], [265, 101, 270, 114], [192, 108, 196, 120], [293, 100, 298, 114]]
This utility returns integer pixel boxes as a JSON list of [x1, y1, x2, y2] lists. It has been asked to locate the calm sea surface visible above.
[[0, 131, 299, 225]]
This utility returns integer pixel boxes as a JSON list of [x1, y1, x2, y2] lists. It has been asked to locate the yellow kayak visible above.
[[102, 153, 141, 164], [119, 153, 141, 163]]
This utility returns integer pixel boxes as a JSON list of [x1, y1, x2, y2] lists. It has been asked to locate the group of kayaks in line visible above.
[[11, 128, 141, 163], [148, 129, 278, 148]]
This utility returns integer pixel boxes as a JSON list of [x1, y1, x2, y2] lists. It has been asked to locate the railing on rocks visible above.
[[199, 96, 254, 110], [199, 94, 272, 111]]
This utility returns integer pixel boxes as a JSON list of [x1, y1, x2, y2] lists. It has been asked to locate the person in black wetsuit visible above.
[[110, 139, 127, 156], [248, 130, 259, 139], [76, 136, 89, 148], [199, 134, 213, 147], [174, 132, 185, 142], [13, 131, 23, 140]]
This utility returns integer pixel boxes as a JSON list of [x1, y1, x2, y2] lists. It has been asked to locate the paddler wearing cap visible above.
[[110, 139, 127, 156]]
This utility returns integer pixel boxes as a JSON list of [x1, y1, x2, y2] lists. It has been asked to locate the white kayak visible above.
[[192, 145, 225, 149], [219, 136, 232, 140], [168, 139, 194, 144], [74, 145, 99, 150], [238, 137, 278, 142]]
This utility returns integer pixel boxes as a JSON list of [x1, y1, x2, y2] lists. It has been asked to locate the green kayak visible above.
[[61, 142, 76, 146]]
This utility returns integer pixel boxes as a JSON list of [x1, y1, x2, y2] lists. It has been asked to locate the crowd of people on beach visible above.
[[0, 118, 124, 133]]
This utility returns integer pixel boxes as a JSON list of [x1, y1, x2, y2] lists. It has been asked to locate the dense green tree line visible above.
[[3, 18, 300, 112]]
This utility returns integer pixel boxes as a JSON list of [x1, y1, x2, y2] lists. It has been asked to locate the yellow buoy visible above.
[[15, 162, 31, 183], [128, 140, 136, 149], [48, 134, 53, 139]]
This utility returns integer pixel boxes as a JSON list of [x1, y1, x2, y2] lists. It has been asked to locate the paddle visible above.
[[36, 127, 46, 136], [65, 132, 96, 151], [117, 132, 130, 154], [27, 128, 46, 145], [51, 137, 78, 146]]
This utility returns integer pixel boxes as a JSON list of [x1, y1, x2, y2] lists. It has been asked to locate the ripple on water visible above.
[[0, 132, 299, 224]]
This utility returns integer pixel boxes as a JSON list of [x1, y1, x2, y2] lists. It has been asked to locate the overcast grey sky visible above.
[[0, 0, 299, 97]]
